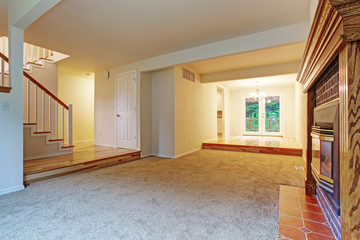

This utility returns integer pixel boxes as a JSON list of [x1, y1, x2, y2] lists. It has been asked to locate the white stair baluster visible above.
[[5, 37, 8, 57], [1, 58, 4, 86], [30, 45, 34, 63], [34, 85, 37, 131], [42, 91, 45, 131], [37, 47, 40, 63], [27, 78, 30, 123], [23, 43, 26, 67], [55, 103, 58, 139], [48, 96, 51, 133], [62, 106, 64, 140], [67, 104, 73, 147]]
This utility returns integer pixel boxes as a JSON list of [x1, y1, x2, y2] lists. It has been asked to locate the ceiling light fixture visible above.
[[249, 88, 265, 100]]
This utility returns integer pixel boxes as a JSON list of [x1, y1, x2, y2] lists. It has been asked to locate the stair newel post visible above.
[[1, 58, 4, 86], [34, 85, 37, 131], [27, 78, 30, 123], [67, 104, 73, 147], [55, 102, 58, 139]]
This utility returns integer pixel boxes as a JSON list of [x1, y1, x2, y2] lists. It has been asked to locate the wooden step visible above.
[[202, 142, 302, 156], [49, 139, 64, 142], [39, 57, 54, 62], [0, 86, 12, 93], [24, 147, 141, 186], [34, 131, 51, 134], [61, 145, 75, 149], [26, 61, 42, 66], [24, 123, 37, 125]]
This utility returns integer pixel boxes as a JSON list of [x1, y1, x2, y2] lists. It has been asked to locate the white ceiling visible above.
[[218, 74, 297, 89], [0, 0, 310, 72]]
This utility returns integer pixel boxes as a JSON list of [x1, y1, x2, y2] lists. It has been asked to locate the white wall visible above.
[[224, 87, 231, 137], [151, 68, 175, 158], [0, 26, 24, 195], [94, 71, 117, 147], [140, 72, 152, 157], [310, 0, 319, 25], [229, 84, 296, 137], [28, 61, 58, 95], [58, 66, 94, 143], [295, 81, 307, 161], [174, 66, 217, 157]]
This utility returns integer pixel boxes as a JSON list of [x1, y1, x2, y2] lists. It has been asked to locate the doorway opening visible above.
[[241, 93, 284, 136], [217, 87, 225, 138]]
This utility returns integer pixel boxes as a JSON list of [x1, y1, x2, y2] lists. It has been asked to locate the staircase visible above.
[[0, 37, 74, 160]]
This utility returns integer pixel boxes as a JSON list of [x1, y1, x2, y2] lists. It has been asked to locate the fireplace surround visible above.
[[296, 0, 360, 238], [311, 99, 340, 215]]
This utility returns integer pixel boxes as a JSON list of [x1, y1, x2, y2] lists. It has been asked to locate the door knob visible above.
[[117, 114, 120, 117]]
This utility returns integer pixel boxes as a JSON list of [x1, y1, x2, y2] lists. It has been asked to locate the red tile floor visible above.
[[278, 185, 336, 240]]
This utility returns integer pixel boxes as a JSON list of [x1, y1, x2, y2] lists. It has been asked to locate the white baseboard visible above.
[[74, 139, 94, 144], [174, 148, 201, 158], [203, 138, 217, 142], [154, 153, 175, 159], [141, 152, 153, 158], [0, 185, 24, 196], [94, 142, 117, 148]]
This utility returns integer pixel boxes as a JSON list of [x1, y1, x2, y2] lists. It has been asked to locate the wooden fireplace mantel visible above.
[[330, 0, 360, 42], [297, 1, 360, 239], [297, 0, 344, 92]]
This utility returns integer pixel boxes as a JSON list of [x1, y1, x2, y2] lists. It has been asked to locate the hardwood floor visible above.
[[203, 136, 302, 156], [24, 142, 141, 185]]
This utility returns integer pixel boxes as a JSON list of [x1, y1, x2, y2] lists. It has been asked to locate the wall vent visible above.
[[182, 68, 195, 82], [295, 166, 305, 171]]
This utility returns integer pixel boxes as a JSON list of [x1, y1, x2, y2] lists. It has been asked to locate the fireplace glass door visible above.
[[320, 141, 333, 179]]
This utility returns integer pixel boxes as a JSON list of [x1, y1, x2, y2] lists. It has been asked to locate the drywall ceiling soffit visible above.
[[201, 61, 301, 83], [187, 42, 306, 74], [10, 0, 310, 72], [217, 74, 298, 90]]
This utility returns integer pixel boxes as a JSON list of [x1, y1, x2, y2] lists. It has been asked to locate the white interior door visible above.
[[116, 72, 137, 149], [241, 93, 284, 136]]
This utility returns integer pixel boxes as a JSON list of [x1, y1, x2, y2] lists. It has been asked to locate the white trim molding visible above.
[[174, 148, 201, 158], [0, 185, 24, 196]]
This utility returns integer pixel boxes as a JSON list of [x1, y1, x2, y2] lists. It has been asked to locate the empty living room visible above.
[[1, 0, 360, 239]]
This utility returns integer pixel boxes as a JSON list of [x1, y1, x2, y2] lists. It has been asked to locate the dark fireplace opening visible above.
[[311, 99, 340, 215]]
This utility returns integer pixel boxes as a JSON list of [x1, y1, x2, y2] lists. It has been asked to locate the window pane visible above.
[[245, 97, 259, 132], [265, 96, 280, 132]]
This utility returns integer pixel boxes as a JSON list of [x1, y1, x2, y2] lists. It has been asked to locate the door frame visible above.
[[115, 70, 139, 150], [241, 91, 285, 136]]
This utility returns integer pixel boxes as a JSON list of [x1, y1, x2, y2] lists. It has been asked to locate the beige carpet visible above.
[[0, 150, 305, 240]]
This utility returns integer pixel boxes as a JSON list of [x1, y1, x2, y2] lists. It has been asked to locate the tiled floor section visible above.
[[278, 185, 336, 240]]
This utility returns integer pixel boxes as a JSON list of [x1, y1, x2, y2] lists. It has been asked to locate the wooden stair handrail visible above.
[[0, 51, 69, 110]]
